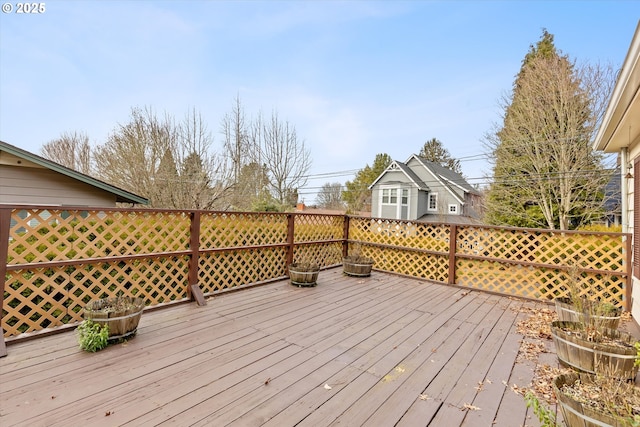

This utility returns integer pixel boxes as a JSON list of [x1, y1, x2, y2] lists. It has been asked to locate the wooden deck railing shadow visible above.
[[1, 205, 631, 350]]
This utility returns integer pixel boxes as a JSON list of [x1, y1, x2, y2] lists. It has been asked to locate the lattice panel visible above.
[[349, 218, 450, 252], [198, 247, 287, 293], [200, 213, 288, 249], [293, 243, 343, 267], [372, 247, 449, 282], [457, 226, 625, 271], [3, 267, 68, 336], [533, 267, 625, 306], [294, 214, 344, 243], [455, 259, 625, 308], [8, 209, 190, 264], [2, 257, 189, 338], [346, 243, 378, 260]]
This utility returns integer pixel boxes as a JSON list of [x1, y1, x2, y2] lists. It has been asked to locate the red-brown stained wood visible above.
[[0, 269, 597, 426]]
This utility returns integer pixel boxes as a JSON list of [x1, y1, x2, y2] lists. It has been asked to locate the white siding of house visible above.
[[0, 164, 117, 207], [629, 145, 640, 321], [372, 170, 417, 220], [405, 157, 463, 216]]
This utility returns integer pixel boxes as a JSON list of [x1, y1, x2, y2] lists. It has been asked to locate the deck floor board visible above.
[[1, 269, 566, 426]]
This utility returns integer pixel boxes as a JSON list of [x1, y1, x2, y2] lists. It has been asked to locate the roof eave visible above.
[[0, 141, 149, 205], [593, 21, 640, 153]]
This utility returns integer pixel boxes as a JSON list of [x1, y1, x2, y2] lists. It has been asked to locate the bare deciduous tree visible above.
[[172, 109, 232, 210], [41, 131, 93, 174], [252, 111, 311, 207], [316, 182, 344, 210], [221, 94, 250, 183], [94, 107, 231, 209]]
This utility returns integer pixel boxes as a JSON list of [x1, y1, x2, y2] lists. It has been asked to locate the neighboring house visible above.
[[368, 154, 482, 223], [603, 166, 622, 227], [593, 21, 640, 321], [0, 140, 148, 207]]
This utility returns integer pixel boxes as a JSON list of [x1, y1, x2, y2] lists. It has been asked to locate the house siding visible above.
[[0, 164, 117, 206], [630, 145, 640, 321], [405, 157, 461, 217], [371, 171, 414, 219]]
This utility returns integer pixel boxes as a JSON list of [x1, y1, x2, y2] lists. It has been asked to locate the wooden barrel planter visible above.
[[553, 373, 636, 427], [83, 296, 145, 341], [555, 297, 621, 329], [551, 321, 638, 380], [288, 263, 320, 287], [343, 256, 374, 277]]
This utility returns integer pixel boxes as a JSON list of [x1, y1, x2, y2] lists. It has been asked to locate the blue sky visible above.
[[1, 1, 638, 203]]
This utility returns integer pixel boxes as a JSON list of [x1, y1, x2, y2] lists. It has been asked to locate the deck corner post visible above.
[[342, 215, 350, 258], [286, 213, 295, 269], [0, 208, 11, 356], [448, 223, 458, 285], [188, 211, 206, 306]]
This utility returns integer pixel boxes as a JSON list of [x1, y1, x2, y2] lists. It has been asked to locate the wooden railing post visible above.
[[342, 215, 350, 258], [0, 208, 11, 357], [447, 224, 458, 285], [188, 211, 206, 306], [286, 213, 295, 269]]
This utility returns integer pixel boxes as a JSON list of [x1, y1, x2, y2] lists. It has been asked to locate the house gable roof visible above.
[[368, 160, 429, 190], [406, 155, 479, 206], [0, 140, 149, 205], [368, 154, 478, 207]]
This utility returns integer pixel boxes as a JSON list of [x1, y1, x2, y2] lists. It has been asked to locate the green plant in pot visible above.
[[83, 295, 145, 341], [76, 319, 109, 352]]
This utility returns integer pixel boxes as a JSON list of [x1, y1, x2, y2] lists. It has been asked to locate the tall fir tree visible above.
[[418, 138, 462, 175], [484, 30, 611, 230]]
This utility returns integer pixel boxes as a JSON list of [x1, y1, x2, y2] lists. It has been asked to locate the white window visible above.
[[379, 187, 410, 219], [449, 204, 458, 214], [428, 193, 438, 211], [382, 188, 397, 205]]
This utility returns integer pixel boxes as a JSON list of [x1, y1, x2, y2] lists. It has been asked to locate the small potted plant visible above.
[[551, 320, 638, 380], [288, 260, 320, 287], [76, 319, 110, 352], [343, 245, 374, 277], [553, 370, 640, 427], [554, 264, 621, 329], [83, 295, 145, 341]]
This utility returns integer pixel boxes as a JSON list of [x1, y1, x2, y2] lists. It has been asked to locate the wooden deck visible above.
[[1, 269, 557, 426]]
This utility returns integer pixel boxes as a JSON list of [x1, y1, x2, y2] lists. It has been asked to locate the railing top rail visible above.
[[351, 215, 631, 238]]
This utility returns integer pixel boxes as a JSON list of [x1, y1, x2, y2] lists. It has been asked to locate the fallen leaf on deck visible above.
[[462, 403, 481, 411]]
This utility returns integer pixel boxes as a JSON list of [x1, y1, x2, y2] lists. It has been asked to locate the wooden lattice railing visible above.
[[1, 206, 631, 341], [348, 217, 630, 309]]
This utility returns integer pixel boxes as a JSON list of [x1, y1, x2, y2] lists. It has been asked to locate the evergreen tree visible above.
[[342, 153, 391, 213], [484, 30, 612, 230], [418, 138, 462, 175]]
